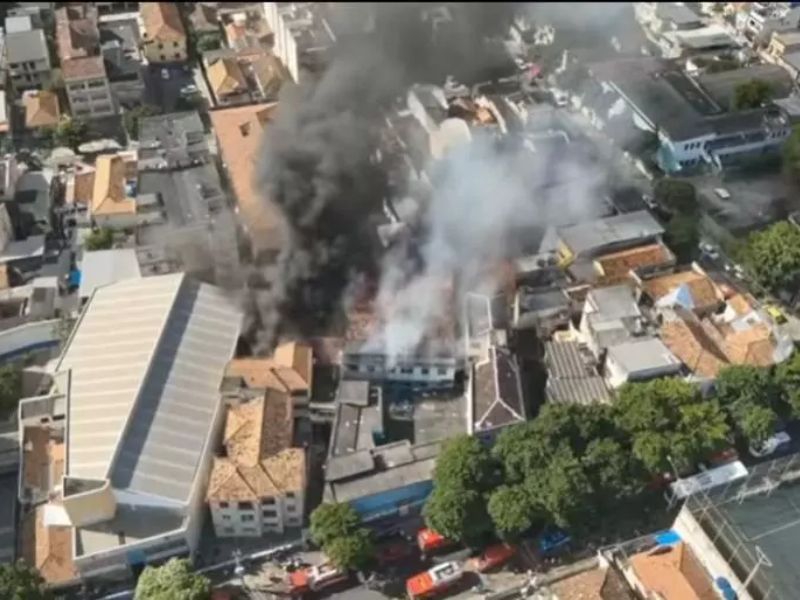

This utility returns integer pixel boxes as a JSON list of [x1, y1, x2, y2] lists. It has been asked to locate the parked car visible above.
[[180, 84, 199, 96], [765, 304, 787, 324], [472, 543, 515, 573], [161, 67, 170, 80], [406, 562, 463, 600], [749, 431, 792, 458], [417, 528, 454, 555]]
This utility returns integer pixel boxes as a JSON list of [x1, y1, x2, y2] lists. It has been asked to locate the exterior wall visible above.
[[672, 505, 755, 600], [93, 212, 139, 230], [62, 481, 117, 527], [605, 354, 682, 389], [349, 479, 434, 523], [263, 2, 299, 82], [9, 57, 51, 90], [66, 76, 116, 118], [141, 31, 187, 64], [210, 489, 305, 537], [341, 352, 459, 389]]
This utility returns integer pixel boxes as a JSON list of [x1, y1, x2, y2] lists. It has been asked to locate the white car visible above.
[[180, 84, 199, 96], [749, 431, 791, 458], [161, 68, 170, 80]]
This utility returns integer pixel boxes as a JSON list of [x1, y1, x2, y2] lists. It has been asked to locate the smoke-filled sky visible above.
[[250, 2, 621, 354]]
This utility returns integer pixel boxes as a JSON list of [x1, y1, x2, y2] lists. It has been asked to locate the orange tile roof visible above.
[[724, 323, 775, 366], [274, 341, 313, 388], [22, 426, 65, 499], [549, 565, 635, 599], [61, 55, 106, 81], [209, 103, 285, 253], [727, 293, 754, 316], [24, 91, 60, 129], [594, 243, 671, 283], [644, 270, 723, 312], [207, 390, 305, 502], [70, 169, 96, 206], [141, 2, 185, 42], [91, 154, 136, 217], [660, 309, 730, 378], [629, 543, 716, 600], [207, 57, 248, 98], [22, 506, 77, 585], [224, 341, 312, 393]]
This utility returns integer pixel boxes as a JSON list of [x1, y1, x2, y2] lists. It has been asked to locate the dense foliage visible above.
[[0, 561, 49, 600], [733, 78, 773, 110], [310, 502, 374, 571], [739, 221, 800, 293], [134, 559, 210, 600]]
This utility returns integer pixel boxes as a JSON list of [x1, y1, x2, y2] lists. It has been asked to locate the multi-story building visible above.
[[139, 2, 187, 64], [207, 391, 306, 537], [56, 4, 116, 118], [5, 29, 51, 90], [63, 57, 115, 119]]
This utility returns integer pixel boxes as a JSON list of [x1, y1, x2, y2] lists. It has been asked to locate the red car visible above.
[[417, 528, 453, 554], [473, 543, 515, 573]]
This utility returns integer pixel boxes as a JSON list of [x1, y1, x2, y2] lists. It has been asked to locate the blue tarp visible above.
[[715, 576, 737, 600], [539, 529, 571, 555], [654, 530, 681, 546], [68, 270, 81, 287]]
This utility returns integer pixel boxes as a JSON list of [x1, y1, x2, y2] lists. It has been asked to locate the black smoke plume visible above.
[[249, 3, 518, 350]]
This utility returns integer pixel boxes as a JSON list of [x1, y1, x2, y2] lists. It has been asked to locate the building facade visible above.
[[63, 57, 115, 119], [140, 2, 187, 64]]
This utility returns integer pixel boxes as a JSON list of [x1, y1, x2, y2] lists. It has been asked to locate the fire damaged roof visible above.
[[472, 346, 525, 433]]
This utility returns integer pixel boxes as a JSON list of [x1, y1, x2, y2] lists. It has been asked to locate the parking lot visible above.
[[141, 63, 196, 112]]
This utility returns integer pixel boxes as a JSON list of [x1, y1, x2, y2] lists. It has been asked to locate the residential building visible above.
[[323, 380, 452, 523], [139, 2, 187, 64], [98, 16, 145, 110], [768, 29, 800, 58], [589, 242, 676, 286], [513, 285, 571, 336], [735, 2, 800, 45], [6, 29, 51, 90], [95, 2, 138, 16], [21, 506, 79, 588], [221, 6, 272, 51], [23, 90, 60, 130], [604, 338, 682, 388], [469, 345, 526, 442], [56, 5, 115, 119], [557, 210, 664, 265], [637, 263, 726, 316], [202, 48, 288, 106], [544, 341, 611, 405], [589, 57, 794, 173], [136, 111, 241, 288], [262, 2, 336, 82], [207, 391, 306, 537], [89, 154, 138, 229], [39, 274, 242, 581], [636, 3, 704, 34], [62, 57, 115, 119], [659, 25, 739, 60], [209, 103, 286, 259]]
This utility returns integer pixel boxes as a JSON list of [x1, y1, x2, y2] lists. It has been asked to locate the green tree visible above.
[[134, 558, 210, 600], [714, 365, 783, 445], [528, 447, 595, 532], [740, 221, 800, 292], [706, 58, 739, 73], [423, 484, 491, 544], [0, 364, 23, 420], [733, 78, 773, 110], [664, 213, 700, 263], [124, 105, 161, 140], [615, 379, 731, 474], [776, 352, 800, 417], [53, 118, 89, 151], [654, 178, 698, 214], [0, 561, 49, 600], [487, 485, 540, 540], [324, 529, 374, 571], [309, 502, 360, 548], [84, 228, 114, 251], [196, 33, 221, 52], [432, 434, 497, 491]]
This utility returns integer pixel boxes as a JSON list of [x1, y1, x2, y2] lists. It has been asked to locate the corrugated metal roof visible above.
[[60, 273, 242, 502]]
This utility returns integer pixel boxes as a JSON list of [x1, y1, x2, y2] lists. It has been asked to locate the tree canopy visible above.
[[0, 561, 49, 600], [654, 178, 698, 214], [85, 228, 114, 251], [52, 118, 89, 151], [134, 558, 210, 600], [614, 378, 730, 475], [733, 78, 773, 110], [776, 351, 800, 418], [740, 221, 800, 293], [309, 503, 374, 571], [664, 214, 700, 264], [714, 365, 783, 445]]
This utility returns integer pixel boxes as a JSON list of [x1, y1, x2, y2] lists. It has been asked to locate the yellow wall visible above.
[[143, 38, 187, 64]]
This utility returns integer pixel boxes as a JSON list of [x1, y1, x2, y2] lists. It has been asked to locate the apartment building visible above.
[[207, 391, 306, 537], [140, 2, 187, 64], [63, 57, 115, 118], [6, 29, 51, 90]]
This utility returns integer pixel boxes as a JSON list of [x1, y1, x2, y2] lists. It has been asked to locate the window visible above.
[[174, 41, 179, 47], [286, 492, 295, 500], [243, 527, 257, 534], [437, 368, 447, 375], [222, 515, 231, 521], [238, 501, 253, 510], [219, 501, 229, 509], [160, 55, 166, 61], [88, 80, 105, 88], [421, 368, 429, 375], [223, 527, 235, 535], [174, 53, 181, 60], [28, 61, 36, 69], [261, 497, 275, 505], [263, 509, 277, 518], [158, 43, 164, 50], [241, 514, 255, 522], [286, 505, 296, 513]]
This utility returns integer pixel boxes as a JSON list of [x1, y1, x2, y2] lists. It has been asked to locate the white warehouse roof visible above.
[[58, 273, 242, 503]]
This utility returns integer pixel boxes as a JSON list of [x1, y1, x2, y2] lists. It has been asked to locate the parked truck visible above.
[[288, 563, 347, 597], [406, 561, 463, 600]]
